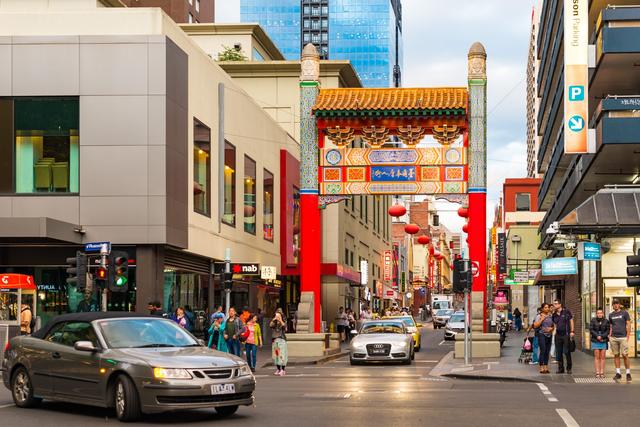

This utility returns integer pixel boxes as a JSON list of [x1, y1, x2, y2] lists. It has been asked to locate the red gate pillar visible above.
[[468, 42, 488, 333], [299, 44, 322, 333]]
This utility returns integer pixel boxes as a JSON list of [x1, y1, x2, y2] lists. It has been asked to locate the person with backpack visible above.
[[223, 307, 245, 357], [20, 302, 34, 335]]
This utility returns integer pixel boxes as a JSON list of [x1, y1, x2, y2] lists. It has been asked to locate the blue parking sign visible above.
[[568, 85, 584, 101]]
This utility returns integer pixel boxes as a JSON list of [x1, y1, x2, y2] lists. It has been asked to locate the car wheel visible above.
[[402, 357, 412, 365], [11, 367, 41, 408], [411, 350, 415, 360], [114, 374, 142, 422], [215, 405, 239, 417]]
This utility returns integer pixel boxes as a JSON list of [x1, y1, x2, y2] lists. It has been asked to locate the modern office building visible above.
[[526, 7, 540, 178], [120, 0, 215, 23], [534, 0, 640, 354], [0, 1, 295, 327], [240, 0, 403, 87]]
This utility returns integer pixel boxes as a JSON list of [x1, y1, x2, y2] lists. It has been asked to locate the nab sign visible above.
[[214, 263, 260, 275]]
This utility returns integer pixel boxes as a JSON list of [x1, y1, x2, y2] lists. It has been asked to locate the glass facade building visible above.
[[240, 0, 403, 88]]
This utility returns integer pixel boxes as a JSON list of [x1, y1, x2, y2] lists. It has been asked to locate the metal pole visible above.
[[224, 248, 231, 317], [464, 287, 469, 365]]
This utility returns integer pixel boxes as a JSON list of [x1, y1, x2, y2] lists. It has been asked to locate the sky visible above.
[[215, 0, 536, 232]]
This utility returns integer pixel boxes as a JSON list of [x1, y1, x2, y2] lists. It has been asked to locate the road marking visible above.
[[536, 383, 559, 402], [556, 409, 580, 427], [536, 383, 549, 391], [415, 360, 440, 363], [0, 403, 14, 409], [438, 340, 447, 346], [548, 397, 559, 402]]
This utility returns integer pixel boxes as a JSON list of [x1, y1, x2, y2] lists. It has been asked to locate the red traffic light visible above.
[[97, 267, 107, 280]]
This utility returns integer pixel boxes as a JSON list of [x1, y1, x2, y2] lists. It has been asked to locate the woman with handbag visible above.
[[244, 314, 262, 372], [270, 308, 288, 376], [589, 308, 610, 378], [533, 303, 554, 374]]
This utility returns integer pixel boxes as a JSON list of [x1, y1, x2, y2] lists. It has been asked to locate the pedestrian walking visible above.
[[270, 308, 288, 376], [609, 299, 632, 381], [171, 307, 188, 329], [533, 303, 554, 374], [245, 314, 263, 372], [513, 308, 522, 331], [552, 299, 574, 374], [346, 309, 356, 341], [223, 307, 245, 357], [208, 312, 227, 351], [183, 305, 195, 332], [335, 307, 348, 342], [589, 308, 610, 378]]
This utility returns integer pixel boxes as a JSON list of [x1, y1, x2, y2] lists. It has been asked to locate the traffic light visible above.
[[626, 251, 640, 287], [66, 251, 88, 289], [108, 251, 129, 292], [453, 259, 471, 293], [223, 271, 233, 290], [96, 267, 107, 281]]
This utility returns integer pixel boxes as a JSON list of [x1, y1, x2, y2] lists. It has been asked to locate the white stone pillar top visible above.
[[301, 43, 320, 82]]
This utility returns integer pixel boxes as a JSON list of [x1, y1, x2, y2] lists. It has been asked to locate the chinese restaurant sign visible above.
[[319, 147, 468, 195]]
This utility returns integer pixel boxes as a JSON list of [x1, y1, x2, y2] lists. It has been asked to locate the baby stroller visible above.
[[518, 335, 534, 364]]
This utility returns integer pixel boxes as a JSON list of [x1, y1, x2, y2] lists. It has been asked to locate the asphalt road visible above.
[[1, 324, 638, 426]]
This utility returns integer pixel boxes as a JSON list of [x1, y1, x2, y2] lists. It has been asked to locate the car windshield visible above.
[[436, 309, 454, 316], [449, 314, 465, 323], [98, 318, 198, 349], [395, 317, 416, 327], [360, 322, 404, 334]]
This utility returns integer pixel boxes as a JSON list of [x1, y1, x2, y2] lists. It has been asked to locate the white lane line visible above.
[[548, 397, 559, 402], [415, 360, 440, 363], [438, 340, 447, 346], [536, 383, 559, 403], [536, 383, 549, 391], [556, 409, 580, 427], [0, 403, 15, 409]]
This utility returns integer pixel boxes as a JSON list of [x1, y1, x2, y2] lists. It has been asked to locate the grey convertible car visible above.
[[1, 312, 255, 421]]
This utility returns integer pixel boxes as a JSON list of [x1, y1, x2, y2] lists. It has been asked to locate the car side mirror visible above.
[[350, 330, 358, 336], [416, 323, 423, 328], [74, 340, 98, 352]]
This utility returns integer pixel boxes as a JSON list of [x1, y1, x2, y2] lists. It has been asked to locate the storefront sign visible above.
[[563, 0, 591, 154], [386, 290, 394, 297], [360, 260, 368, 285], [497, 233, 507, 274], [542, 257, 578, 276], [213, 263, 260, 275], [376, 281, 383, 297], [260, 266, 277, 280], [0, 274, 35, 290], [577, 242, 601, 261], [383, 250, 392, 280]]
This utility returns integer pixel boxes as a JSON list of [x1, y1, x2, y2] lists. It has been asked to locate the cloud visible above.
[[216, 0, 240, 22]]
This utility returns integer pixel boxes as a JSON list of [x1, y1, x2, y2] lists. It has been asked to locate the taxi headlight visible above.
[[153, 368, 192, 379]]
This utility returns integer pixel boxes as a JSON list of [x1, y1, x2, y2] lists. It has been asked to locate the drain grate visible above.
[[573, 377, 616, 384]]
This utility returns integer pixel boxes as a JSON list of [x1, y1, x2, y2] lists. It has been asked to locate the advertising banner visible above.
[[497, 233, 507, 274], [563, 0, 591, 153], [383, 250, 392, 281], [577, 242, 601, 261], [542, 257, 578, 276]]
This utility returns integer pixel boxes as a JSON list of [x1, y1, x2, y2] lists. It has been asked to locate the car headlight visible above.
[[237, 364, 253, 377], [153, 368, 192, 379]]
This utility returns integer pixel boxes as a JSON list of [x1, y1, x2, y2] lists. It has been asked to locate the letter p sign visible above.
[[568, 85, 584, 101]]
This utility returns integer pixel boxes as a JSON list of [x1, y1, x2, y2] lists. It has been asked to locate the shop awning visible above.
[[0, 274, 36, 290], [0, 217, 82, 243], [559, 188, 640, 234]]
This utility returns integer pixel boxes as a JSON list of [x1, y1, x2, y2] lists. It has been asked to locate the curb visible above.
[[261, 351, 349, 368], [442, 373, 539, 383]]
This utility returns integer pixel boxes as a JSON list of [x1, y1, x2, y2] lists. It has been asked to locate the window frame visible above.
[[243, 155, 257, 235], [193, 118, 211, 217], [515, 193, 531, 212], [263, 168, 274, 242], [222, 141, 236, 227]]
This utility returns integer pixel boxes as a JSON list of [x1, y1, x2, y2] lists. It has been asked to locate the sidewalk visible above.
[[430, 331, 640, 383]]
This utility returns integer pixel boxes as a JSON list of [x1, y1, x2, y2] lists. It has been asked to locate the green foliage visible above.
[[217, 46, 248, 61]]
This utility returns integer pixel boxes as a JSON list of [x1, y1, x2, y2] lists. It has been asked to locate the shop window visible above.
[[193, 119, 210, 216], [515, 193, 531, 211], [223, 141, 236, 226], [11, 98, 79, 194], [244, 155, 256, 234], [0, 99, 12, 193], [264, 169, 274, 241]]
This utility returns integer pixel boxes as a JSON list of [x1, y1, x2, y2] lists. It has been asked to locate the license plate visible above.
[[211, 384, 235, 395], [371, 349, 386, 354]]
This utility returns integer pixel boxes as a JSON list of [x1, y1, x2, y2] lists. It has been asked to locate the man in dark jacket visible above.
[[552, 300, 574, 374]]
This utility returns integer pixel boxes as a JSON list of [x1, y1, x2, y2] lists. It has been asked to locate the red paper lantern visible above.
[[404, 224, 420, 235], [417, 235, 431, 245], [462, 223, 469, 234], [457, 206, 469, 218], [388, 205, 407, 217]]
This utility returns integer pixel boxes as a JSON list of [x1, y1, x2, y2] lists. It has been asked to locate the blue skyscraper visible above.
[[240, 0, 403, 88]]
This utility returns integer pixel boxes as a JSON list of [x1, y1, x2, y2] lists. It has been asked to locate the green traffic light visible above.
[[116, 276, 128, 286]]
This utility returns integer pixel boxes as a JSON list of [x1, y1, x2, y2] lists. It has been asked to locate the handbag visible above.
[[523, 338, 532, 351], [569, 337, 576, 352], [239, 325, 250, 342]]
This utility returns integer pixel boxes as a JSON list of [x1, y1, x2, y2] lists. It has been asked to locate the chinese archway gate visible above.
[[298, 43, 488, 334]]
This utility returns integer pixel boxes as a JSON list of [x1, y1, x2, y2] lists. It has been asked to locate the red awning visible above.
[[0, 274, 37, 290]]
